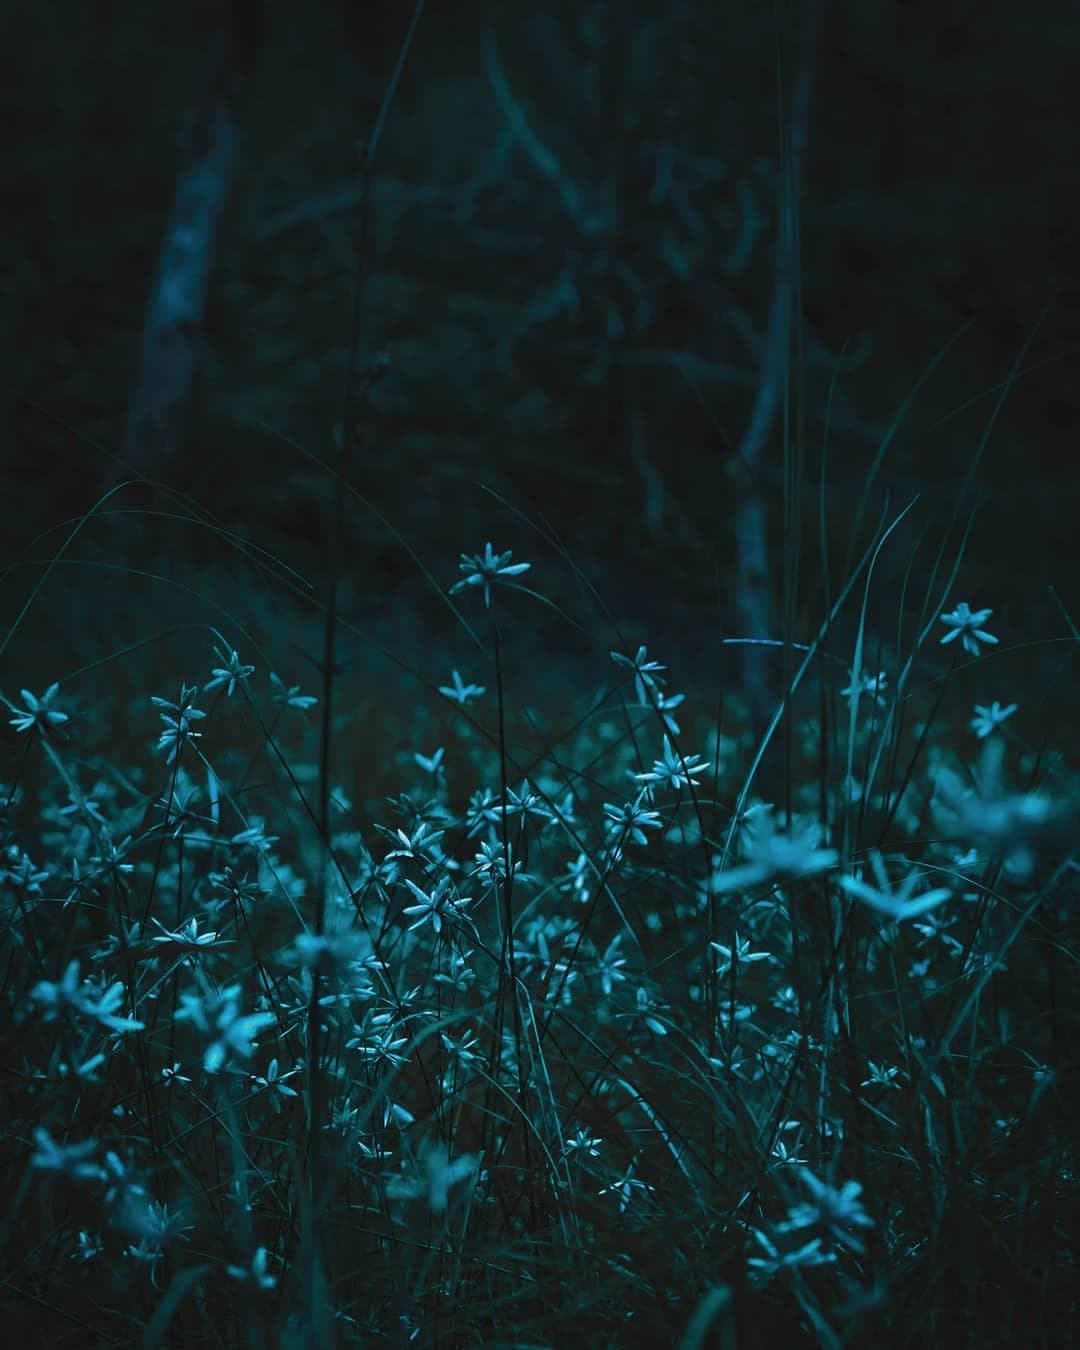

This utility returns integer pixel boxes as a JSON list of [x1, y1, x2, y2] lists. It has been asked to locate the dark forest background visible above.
[[4, 0, 1078, 708], [3, 8, 1080, 1343]]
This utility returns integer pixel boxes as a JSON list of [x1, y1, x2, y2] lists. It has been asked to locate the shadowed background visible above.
[[4, 0, 1078, 729]]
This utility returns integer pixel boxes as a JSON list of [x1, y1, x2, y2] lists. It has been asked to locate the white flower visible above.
[[860, 1059, 902, 1090], [4, 683, 69, 736], [598, 1163, 654, 1214], [563, 1128, 602, 1158], [269, 672, 318, 710], [380, 820, 447, 864], [284, 927, 372, 977], [151, 686, 206, 765], [149, 917, 230, 959], [710, 810, 837, 895], [226, 1246, 277, 1289], [505, 779, 555, 824], [932, 738, 1071, 878], [30, 960, 144, 1033], [438, 670, 486, 706], [610, 645, 667, 707], [595, 935, 628, 996], [204, 644, 254, 697], [747, 1227, 835, 1284], [770, 1138, 807, 1167], [633, 734, 709, 791], [386, 1142, 482, 1215], [838, 850, 951, 922], [29, 959, 85, 1020], [939, 602, 998, 656], [72, 1231, 103, 1262], [400, 875, 474, 936], [970, 700, 1018, 738], [123, 1199, 192, 1251], [2, 846, 49, 897], [602, 791, 663, 847], [468, 838, 526, 886], [176, 976, 276, 1074], [449, 542, 531, 609], [610, 646, 685, 734], [30, 1127, 103, 1181], [841, 668, 889, 707], [776, 1169, 874, 1253], [250, 1057, 301, 1113], [710, 931, 773, 975], [414, 747, 445, 776], [433, 949, 477, 994]]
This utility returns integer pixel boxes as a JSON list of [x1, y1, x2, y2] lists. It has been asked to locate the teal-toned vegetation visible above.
[[2, 444, 1078, 1346], [4, 3, 1079, 1347]]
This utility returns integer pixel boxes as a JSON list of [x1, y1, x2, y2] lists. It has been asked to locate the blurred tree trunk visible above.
[[734, 0, 818, 742], [107, 0, 263, 501]]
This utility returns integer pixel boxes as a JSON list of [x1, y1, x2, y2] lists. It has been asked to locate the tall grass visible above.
[[3, 6, 1077, 1343], [1, 435, 1077, 1347]]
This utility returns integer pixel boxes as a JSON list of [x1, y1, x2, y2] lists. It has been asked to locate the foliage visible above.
[[2, 486, 1078, 1345], [4, 3, 1080, 1346]]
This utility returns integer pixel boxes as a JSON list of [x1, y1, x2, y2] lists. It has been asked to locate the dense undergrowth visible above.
[[1, 448, 1078, 1350], [7, 0, 1080, 1344]]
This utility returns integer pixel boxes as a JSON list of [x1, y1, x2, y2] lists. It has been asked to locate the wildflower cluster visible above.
[[3, 546, 1077, 1350]]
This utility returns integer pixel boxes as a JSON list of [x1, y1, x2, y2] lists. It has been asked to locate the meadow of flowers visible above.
[[1, 494, 1078, 1349]]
